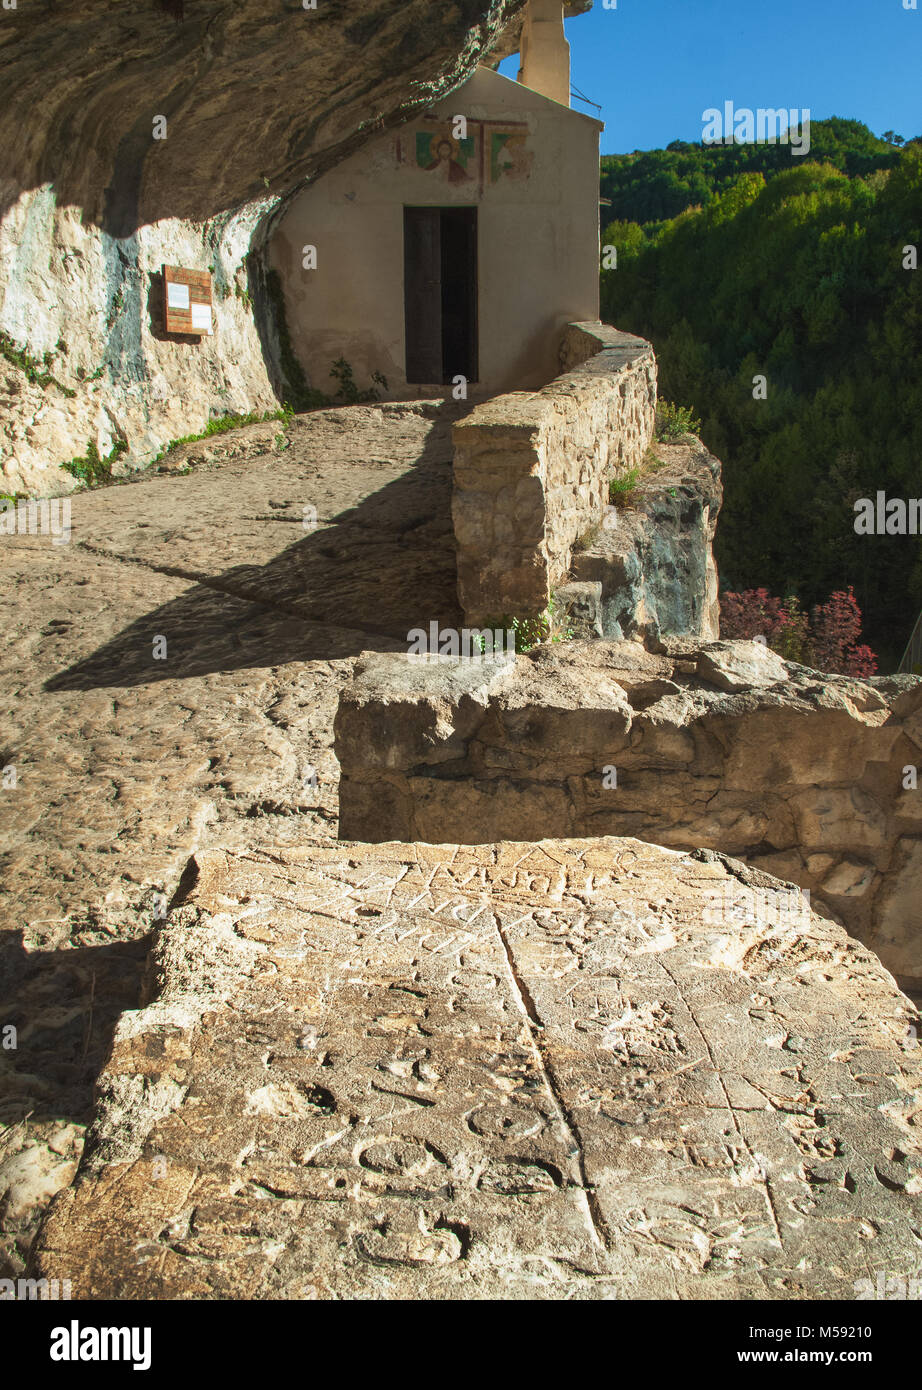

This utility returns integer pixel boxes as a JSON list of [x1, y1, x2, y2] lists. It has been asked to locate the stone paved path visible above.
[[0, 401, 462, 1275], [5, 400, 922, 1299]]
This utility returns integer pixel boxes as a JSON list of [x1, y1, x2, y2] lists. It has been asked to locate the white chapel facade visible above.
[[271, 0, 601, 398]]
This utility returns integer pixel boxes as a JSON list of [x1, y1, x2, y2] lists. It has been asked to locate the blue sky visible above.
[[498, 0, 922, 154]]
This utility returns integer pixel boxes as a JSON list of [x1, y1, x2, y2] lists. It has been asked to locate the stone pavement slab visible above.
[[32, 837, 922, 1300]]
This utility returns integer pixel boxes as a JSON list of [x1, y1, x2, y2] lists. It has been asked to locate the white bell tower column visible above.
[[518, 0, 571, 107]]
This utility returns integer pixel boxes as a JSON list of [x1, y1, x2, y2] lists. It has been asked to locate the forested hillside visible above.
[[600, 118, 903, 225], [600, 121, 922, 669]]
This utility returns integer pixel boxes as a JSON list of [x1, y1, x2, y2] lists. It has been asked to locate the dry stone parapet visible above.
[[452, 323, 657, 624]]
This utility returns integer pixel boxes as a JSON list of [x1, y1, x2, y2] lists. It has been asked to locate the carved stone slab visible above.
[[33, 838, 922, 1299]]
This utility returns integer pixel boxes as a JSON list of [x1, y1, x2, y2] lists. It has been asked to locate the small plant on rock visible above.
[[60, 438, 128, 487], [329, 358, 388, 404], [0, 330, 76, 397], [149, 404, 294, 467], [480, 601, 573, 653], [609, 467, 640, 504], [655, 400, 701, 441]]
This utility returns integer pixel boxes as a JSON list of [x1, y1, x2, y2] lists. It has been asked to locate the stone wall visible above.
[[451, 322, 656, 624], [334, 638, 922, 985]]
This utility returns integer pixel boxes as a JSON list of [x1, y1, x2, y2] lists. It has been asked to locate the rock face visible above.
[[0, 197, 279, 497], [31, 837, 922, 1300], [451, 323, 656, 624], [0, 0, 527, 495], [335, 639, 922, 983], [569, 438, 722, 643]]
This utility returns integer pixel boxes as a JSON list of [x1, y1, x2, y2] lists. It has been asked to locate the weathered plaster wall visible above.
[[270, 66, 602, 400], [334, 639, 922, 984], [451, 322, 656, 623]]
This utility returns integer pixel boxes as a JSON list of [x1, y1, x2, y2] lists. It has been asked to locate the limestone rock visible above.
[[6, 0, 529, 224], [552, 581, 604, 639], [335, 639, 922, 982], [29, 838, 922, 1300], [571, 438, 722, 643], [696, 639, 788, 691]]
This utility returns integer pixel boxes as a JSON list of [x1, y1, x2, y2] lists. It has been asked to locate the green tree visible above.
[[600, 140, 922, 669]]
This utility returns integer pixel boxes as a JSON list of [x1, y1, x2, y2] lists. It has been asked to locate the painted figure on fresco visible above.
[[415, 129, 475, 182], [489, 130, 533, 182]]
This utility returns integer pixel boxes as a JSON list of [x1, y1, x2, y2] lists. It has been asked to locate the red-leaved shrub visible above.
[[718, 587, 788, 644], [719, 585, 878, 677]]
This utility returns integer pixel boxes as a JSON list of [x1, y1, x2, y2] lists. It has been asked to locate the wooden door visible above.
[[440, 206, 478, 385], [404, 207, 442, 384]]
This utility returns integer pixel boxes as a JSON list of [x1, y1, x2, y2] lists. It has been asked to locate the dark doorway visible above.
[[404, 206, 478, 385]]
